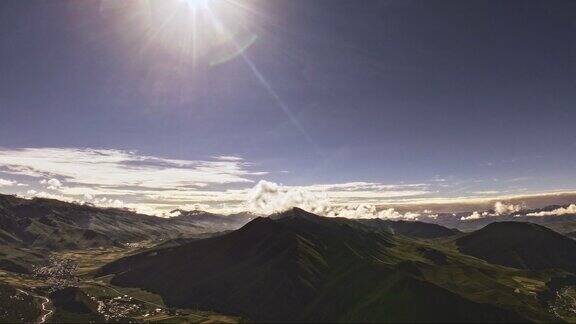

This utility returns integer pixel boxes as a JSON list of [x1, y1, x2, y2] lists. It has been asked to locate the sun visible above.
[[100, 0, 260, 69]]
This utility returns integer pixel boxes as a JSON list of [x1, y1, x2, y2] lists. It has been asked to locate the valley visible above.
[[2, 195, 576, 322]]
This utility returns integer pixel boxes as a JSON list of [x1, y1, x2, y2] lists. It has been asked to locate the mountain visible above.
[[0, 194, 198, 249], [0, 194, 250, 272], [357, 218, 461, 239], [171, 209, 254, 231], [0, 194, 255, 248], [456, 222, 576, 272], [99, 208, 528, 322], [426, 204, 576, 235]]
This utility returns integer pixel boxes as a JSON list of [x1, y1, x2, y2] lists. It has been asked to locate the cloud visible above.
[[461, 201, 523, 220], [494, 201, 522, 215], [2, 147, 570, 217], [0, 148, 259, 190], [40, 178, 63, 190], [3, 154, 571, 219], [326, 204, 379, 219], [526, 204, 576, 217], [90, 197, 125, 209], [247, 180, 330, 215], [213, 155, 244, 162], [179, 203, 212, 211], [0, 179, 16, 187], [461, 211, 488, 221], [25, 189, 75, 203], [0, 147, 273, 215], [246, 180, 432, 221], [325, 205, 421, 220], [376, 208, 421, 220]]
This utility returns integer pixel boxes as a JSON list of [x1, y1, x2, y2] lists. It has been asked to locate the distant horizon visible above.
[[3, 176, 576, 220]]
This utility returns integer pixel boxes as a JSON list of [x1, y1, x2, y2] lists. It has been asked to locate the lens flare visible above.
[[99, 0, 315, 148]]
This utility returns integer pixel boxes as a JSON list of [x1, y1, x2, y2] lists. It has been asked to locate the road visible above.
[[16, 288, 53, 324]]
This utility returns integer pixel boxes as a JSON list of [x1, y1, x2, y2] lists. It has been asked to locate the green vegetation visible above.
[[0, 283, 41, 323], [99, 208, 570, 322], [3, 197, 576, 322]]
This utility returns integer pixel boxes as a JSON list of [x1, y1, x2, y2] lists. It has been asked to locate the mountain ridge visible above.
[[456, 221, 576, 272], [99, 209, 530, 322]]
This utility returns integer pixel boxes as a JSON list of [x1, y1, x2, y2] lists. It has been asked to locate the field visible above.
[[0, 242, 238, 323]]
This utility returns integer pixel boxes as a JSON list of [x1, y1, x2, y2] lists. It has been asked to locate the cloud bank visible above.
[[0, 148, 431, 216], [246, 180, 432, 220], [527, 204, 576, 217], [461, 201, 523, 220], [1, 147, 574, 217]]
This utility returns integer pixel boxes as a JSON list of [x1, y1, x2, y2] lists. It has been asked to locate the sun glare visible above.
[[182, 0, 209, 9], [115, 0, 255, 68]]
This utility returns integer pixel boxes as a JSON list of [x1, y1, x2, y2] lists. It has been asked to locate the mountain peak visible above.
[[270, 207, 320, 220], [456, 221, 576, 271]]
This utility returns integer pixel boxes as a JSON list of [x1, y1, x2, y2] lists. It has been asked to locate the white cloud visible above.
[[461, 211, 488, 221], [3, 147, 569, 218], [246, 180, 430, 221], [494, 201, 522, 215], [178, 203, 212, 212], [0, 179, 16, 187], [89, 197, 125, 209], [3, 150, 429, 216], [0, 148, 259, 190], [25, 189, 75, 203], [213, 155, 244, 162], [526, 204, 576, 217], [0, 147, 271, 214], [247, 180, 330, 215], [461, 201, 523, 220], [377, 208, 421, 220], [326, 204, 379, 219], [40, 178, 63, 190]]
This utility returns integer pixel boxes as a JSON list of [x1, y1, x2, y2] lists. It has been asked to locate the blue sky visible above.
[[1, 0, 576, 216]]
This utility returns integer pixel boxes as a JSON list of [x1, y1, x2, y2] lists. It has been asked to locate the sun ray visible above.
[[203, 5, 318, 150]]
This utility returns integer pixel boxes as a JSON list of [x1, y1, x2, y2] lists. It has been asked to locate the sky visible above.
[[1, 0, 576, 217]]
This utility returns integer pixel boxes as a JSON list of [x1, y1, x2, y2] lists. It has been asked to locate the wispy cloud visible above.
[[212, 155, 244, 162], [0, 147, 267, 214], [0, 179, 16, 187], [0, 148, 260, 189], [1, 147, 574, 217], [0, 147, 429, 216]]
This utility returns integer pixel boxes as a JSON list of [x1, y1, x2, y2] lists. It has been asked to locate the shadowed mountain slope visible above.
[[456, 222, 576, 272], [100, 208, 526, 323], [428, 205, 576, 235], [171, 209, 254, 231], [358, 218, 461, 239]]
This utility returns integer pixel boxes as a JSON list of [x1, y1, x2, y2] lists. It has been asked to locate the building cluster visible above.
[[32, 257, 79, 291]]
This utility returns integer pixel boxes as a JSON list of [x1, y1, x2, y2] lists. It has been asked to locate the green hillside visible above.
[[100, 208, 563, 322]]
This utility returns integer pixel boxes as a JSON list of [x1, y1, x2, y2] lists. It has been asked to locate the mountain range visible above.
[[426, 205, 576, 237], [99, 208, 575, 322], [3, 195, 576, 322], [0, 194, 251, 273]]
